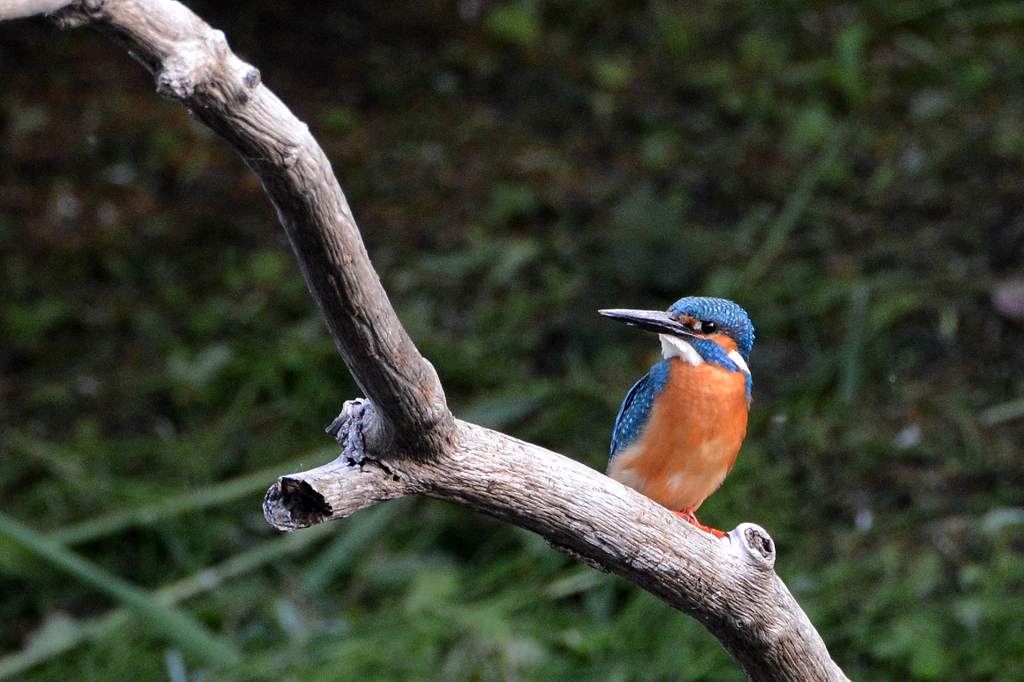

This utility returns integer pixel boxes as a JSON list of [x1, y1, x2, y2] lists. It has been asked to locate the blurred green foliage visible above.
[[2, 0, 1024, 679]]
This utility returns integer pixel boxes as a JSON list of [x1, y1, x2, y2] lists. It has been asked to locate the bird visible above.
[[600, 296, 754, 538]]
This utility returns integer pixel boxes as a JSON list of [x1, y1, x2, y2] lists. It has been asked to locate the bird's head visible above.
[[599, 296, 755, 368]]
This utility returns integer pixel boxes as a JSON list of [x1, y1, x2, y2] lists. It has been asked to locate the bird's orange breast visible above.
[[608, 358, 748, 512]]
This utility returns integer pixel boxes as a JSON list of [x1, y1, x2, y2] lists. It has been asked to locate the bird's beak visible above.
[[598, 308, 698, 339]]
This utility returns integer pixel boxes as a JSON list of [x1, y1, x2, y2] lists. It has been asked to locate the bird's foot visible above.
[[674, 510, 726, 539]]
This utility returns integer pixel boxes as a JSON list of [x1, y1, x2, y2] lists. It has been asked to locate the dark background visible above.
[[2, 1, 1024, 679]]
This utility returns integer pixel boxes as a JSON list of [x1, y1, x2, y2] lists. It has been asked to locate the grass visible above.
[[2, 0, 1024, 679], [0, 521, 338, 678], [0, 513, 241, 669], [48, 449, 334, 546]]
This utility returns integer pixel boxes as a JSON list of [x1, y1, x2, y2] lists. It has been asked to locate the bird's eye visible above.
[[700, 321, 718, 334]]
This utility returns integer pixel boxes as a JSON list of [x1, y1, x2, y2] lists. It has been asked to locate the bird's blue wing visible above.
[[609, 360, 670, 466]]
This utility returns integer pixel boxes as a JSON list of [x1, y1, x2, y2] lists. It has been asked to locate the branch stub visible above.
[[727, 522, 777, 570]]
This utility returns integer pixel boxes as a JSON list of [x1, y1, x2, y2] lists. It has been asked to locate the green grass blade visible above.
[[839, 284, 870, 404], [161, 522, 336, 603], [740, 124, 849, 289], [0, 513, 242, 668], [5, 432, 115, 497], [302, 500, 409, 593], [980, 397, 1024, 426], [0, 612, 122, 680], [0, 513, 337, 678], [50, 447, 336, 546]]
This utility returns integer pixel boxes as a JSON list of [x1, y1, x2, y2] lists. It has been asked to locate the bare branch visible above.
[[0, 0, 74, 21], [47, 0, 455, 458], [14, 1, 850, 679], [266, 401, 846, 682]]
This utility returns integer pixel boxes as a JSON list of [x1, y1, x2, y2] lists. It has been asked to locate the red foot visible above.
[[674, 510, 726, 538]]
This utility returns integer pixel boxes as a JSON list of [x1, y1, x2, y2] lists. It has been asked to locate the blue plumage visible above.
[[607, 296, 756, 467], [690, 337, 742, 372], [609, 360, 669, 460], [668, 297, 755, 360]]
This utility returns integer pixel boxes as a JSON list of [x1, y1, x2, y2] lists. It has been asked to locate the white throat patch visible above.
[[659, 333, 752, 376], [728, 350, 750, 375], [659, 334, 703, 366]]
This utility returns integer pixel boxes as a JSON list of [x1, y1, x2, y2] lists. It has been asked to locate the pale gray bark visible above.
[[10, 1, 850, 679], [268, 400, 845, 681], [47, 0, 454, 457], [0, 0, 73, 20]]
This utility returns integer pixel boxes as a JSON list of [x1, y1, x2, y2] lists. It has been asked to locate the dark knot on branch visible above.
[[263, 477, 332, 531], [726, 522, 776, 570], [326, 398, 391, 459], [24, 0, 846, 674]]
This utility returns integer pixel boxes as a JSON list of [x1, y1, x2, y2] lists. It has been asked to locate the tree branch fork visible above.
[[266, 399, 840, 681], [9, 0, 849, 679]]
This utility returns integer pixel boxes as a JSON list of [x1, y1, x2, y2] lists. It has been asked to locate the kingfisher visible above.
[[600, 296, 754, 538]]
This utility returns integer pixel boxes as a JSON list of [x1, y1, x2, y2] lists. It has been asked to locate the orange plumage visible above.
[[607, 355, 748, 514], [601, 296, 756, 536]]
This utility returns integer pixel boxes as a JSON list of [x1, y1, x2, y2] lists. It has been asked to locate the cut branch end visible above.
[[263, 478, 333, 531], [14, 1, 850, 678]]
